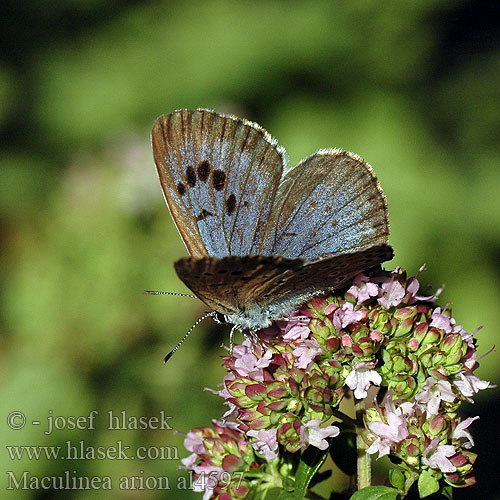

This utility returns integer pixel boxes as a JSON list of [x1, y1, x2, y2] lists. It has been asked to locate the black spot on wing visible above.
[[197, 160, 210, 182], [226, 193, 236, 216], [186, 166, 196, 187], [195, 209, 214, 222], [177, 182, 186, 196], [212, 169, 226, 191]]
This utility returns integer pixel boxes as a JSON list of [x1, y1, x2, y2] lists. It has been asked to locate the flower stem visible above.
[[355, 399, 371, 490], [331, 408, 358, 428]]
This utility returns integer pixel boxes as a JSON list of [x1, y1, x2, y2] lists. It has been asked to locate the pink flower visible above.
[[191, 465, 225, 500], [453, 372, 492, 400], [293, 340, 323, 369], [365, 436, 391, 457], [300, 419, 339, 450], [378, 279, 406, 308], [367, 411, 409, 458], [366, 397, 411, 458], [345, 361, 382, 399], [324, 303, 337, 315], [233, 340, 272, 382], [370, 412, 409, 442], [184, 430, 206, 455], [247, 428, 279, 460], [181, 452, 199, 468], [347, 274, 379, 304], [414, 285, 443, 303], [422, 439, 456, 473], [209, 373, 239, 419], [283, 323, 311, 341], [452, 417, 479, 449], [407, 266, 443, 303], [415, 378, 456, 415], [430, 307, 454, 333], [405, 276, 420, 297], [332, 301, 365, 331]]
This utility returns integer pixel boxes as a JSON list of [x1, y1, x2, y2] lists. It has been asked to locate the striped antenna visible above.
[[143, 290, 197, 299], [162, 312, 215, 364]]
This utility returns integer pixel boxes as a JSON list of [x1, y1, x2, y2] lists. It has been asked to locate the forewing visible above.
[[152, 109, 285, 258], [262, 150, 389, 258]]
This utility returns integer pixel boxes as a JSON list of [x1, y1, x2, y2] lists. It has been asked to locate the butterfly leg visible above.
[[244, 329, 266, 353], [229, 324, 240, 358], [278, 315, 310, 323]]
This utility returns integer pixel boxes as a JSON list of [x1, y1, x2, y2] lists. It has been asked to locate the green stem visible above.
[[331, 408, 358, 428], [403, 470, 419, 496], [355, 399, 371, 490]]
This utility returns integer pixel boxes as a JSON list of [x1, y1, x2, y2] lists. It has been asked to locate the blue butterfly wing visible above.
[[152, 109, 286, 258], [262, 150, 389, 258]]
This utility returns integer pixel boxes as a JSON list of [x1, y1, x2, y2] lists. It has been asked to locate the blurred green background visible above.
[[1, 1, 499, 499]]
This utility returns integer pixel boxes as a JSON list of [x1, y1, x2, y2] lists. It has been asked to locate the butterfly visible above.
[[151, 108, 393, 335]]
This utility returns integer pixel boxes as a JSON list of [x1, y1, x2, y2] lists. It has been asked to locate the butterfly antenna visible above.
[[143, 290, 197, 299], [163, 312, 214, 364]]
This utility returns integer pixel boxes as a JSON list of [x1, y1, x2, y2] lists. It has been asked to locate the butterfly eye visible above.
[[212, 312, 228, 325]]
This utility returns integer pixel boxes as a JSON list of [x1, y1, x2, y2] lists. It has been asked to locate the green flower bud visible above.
[[423, 327, 443, 346], [364, 407, 382, 424], [309, 318, 331, 339], [285, 398, 301, 413], [368, 307, 392, 334], [277, 414, 302, 453], [308, 297, 328, 317], [414, 322, 429, 343], [245, 383, 267, 401], [426, 415, 448, 437], [398, 434, 424, 459]]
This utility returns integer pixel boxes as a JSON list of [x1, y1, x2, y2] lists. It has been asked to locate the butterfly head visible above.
[[211, 311, 229, 325]]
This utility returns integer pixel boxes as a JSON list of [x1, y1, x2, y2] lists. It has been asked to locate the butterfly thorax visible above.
[[223, 290, 318, 331], [223, 306, 279, 331], [224, 311, 273, 331]]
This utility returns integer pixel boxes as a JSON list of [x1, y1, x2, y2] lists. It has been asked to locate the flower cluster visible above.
[[180, 266, 492, 499], [364, 394, 478, 488], [181, 420, 283, 500]]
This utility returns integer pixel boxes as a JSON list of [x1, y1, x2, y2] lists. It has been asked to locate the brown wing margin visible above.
[[238, 244, 394, 312], [174, 245, 392, 317], [264, 150, 389, 259], [152, 109, 285, 259], [173, 255, 304, 315]]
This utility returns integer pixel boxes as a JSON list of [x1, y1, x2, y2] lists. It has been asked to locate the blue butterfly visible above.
[[151, 109, 392, 333]]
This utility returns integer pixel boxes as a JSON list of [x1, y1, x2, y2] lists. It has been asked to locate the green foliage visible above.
[[418, 470, 440, 498], [0, 1, 498, 499], [351, 486, 399, 500], [293, 446, 330, 499], [389, 468, 405, 491]]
